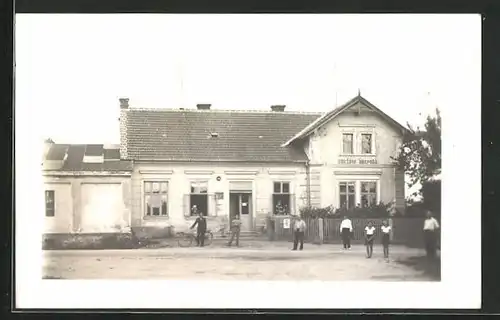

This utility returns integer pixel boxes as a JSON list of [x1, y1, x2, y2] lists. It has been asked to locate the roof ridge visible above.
[[50, 143, 122, 151], [128, 107, 323, 116]]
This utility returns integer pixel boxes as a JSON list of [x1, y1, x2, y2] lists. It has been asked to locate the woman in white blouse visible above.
[[381, 220, 391, 260]]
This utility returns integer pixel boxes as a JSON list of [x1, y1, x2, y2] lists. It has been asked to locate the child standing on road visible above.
[[381, 220, 391, 260], [364, 221, 376, 258], [227, 214, 242, 247]]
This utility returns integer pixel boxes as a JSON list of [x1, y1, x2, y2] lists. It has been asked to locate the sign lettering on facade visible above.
[[338, 157, 377, 165], [215, 192, 224, 200]]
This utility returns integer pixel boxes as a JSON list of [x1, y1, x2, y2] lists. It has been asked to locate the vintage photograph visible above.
[[17, 15, 481, 302]]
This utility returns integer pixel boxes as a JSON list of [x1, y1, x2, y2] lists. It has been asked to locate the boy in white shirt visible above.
[[340, 216, 353, 250], [381, 220, 391, 260], [364, 221, 376, 258]]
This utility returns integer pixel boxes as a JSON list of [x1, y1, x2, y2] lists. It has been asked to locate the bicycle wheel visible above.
[[177, 233, 193, 247], [205, 232, 213, 246]]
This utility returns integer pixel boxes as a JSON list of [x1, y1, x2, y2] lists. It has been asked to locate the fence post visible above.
[[318, 218, 324, 244], [389, 218, 394, 241]]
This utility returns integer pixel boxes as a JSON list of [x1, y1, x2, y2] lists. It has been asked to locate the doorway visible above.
[[229, 192, 252, 231]]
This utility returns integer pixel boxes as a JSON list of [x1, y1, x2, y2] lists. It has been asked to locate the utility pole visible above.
[[177, 57, 186, 109], [333, 62, 338, 107]]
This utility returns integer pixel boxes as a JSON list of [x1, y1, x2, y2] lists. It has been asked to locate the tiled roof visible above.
[[43, 144, 133, 172], [103, 148, 120, 159], [45, 144, 69, 160], [84, 144, 104, 156], [126, 109, 321, 162]]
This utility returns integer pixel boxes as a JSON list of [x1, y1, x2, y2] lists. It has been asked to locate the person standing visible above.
[[227, 214, 242, 247], [381, 219, 391, 260], [190, 211, 207, 247], [340, 216, 353, 250], [364, 221, 376, 258], [292, 215, 306, 251], [423, 211, 440, 259]]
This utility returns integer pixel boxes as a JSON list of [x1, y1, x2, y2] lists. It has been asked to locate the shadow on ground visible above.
[[216, 255, 306, 261], [393, 255, 441, 281], [42, 275, 64, 279]]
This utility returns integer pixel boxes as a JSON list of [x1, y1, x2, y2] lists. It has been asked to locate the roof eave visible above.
[[132, 158, 309, 164], [43, 170, 132, 176]]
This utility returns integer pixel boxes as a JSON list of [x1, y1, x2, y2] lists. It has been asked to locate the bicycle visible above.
[[176, 229, 214, 247]]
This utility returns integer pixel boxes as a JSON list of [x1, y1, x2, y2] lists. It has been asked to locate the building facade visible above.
[[42, 143, 133, 247], [42, 94, 407, 244]]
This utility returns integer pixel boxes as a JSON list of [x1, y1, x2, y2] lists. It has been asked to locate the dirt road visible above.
[[43, 243, 438, 281]]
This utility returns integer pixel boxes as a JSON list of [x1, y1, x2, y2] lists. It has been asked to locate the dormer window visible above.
[[210, 132, 219, 138]]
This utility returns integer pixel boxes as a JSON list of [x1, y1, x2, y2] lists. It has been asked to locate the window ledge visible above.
[[185, 216, 220, 220], [143, 215, 170, 220], [340, 154, 377, 157]]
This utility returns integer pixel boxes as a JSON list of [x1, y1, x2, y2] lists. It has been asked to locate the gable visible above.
[[343, 101, 372, 114], [282, 95, 408, 147]]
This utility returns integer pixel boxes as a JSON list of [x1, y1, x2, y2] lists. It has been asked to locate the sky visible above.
[[16, 14, 480, 145]]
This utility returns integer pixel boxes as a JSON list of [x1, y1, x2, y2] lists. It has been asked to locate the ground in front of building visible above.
[[43, 241, 440, 281]]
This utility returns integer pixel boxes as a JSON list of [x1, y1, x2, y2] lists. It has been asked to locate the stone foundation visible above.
[[42, 233, 140, 250], [131, 226, 175, 240]]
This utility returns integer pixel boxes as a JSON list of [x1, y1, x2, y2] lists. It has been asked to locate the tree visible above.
[[393, 108, 442, 194]]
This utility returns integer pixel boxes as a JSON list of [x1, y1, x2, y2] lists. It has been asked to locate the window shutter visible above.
[[183, 194, 190, 216], [395, 169, 405, 212]]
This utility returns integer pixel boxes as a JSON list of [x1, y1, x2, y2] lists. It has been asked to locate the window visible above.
[[45, 190, 55, 217], [144, 181, 168, 216], [190, 181, 208, 216], [361, 134, 372, 154], [342, 133, 353, 154], [361, 181, 377, 207], [273, 182, 291, 215], [339, 182, 355, 209]]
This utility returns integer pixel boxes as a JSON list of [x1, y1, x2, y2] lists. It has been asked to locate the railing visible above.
[[323, 218, 386, 243], [270, 216, 428, 247]]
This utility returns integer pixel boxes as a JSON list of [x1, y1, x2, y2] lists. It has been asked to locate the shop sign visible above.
[[338, 157, 377, 165]]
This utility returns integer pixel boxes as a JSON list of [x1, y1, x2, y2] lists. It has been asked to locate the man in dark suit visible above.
[[190, 211, 207, 247]]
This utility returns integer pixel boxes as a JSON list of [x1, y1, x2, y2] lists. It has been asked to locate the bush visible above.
[[299, 205, 335, 219], [421, 180, 441, 220], [336, 202, 393, 218], [299, 202, 393, 219]]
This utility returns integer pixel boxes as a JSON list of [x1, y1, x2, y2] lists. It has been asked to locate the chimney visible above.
[[270, 105, 286, 112], [119, 98, 129, 159], [119, 98, 129, 109], [42, 138, 54, 162], [197, 104, 211, 110]]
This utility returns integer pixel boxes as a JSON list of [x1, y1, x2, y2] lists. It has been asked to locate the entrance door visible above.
[[229, 192, 253, 231]]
